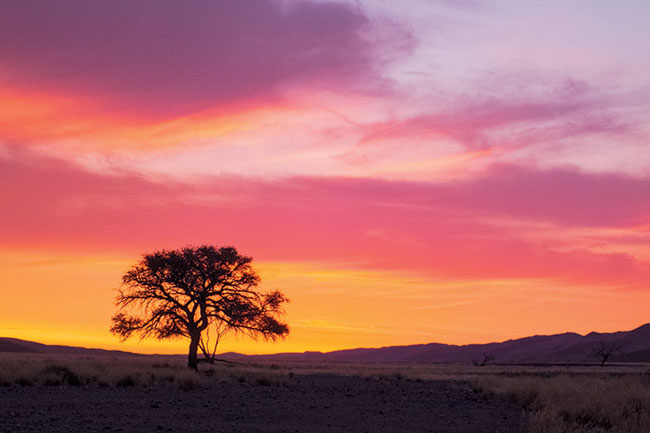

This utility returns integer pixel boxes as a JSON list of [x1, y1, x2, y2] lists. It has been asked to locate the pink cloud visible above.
[[350, 79, 629, 157], [0, 0, 398, 118], [2, 148, 649, 286], [444, 164, 650, 227]]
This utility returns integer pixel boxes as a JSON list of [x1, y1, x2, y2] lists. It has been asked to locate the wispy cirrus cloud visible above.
[[360, 89, 621, 149], [333, 73, 649, 180]]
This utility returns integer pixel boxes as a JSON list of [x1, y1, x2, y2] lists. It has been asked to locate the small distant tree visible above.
[[110, 245, 289, 370], [591, 341, 621, 367], [472, 354, 495, 367]]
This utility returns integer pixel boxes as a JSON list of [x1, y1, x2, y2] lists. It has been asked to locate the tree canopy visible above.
[[110, 245, 289, 369]]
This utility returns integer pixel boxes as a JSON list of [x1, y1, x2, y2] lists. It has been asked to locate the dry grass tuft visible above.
[[477, 374, 650, 433], [0, 353, 291, 390]]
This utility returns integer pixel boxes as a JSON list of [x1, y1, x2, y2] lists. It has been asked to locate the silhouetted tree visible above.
[[472, 354, 495, 367], [110, 245, 289, 370], [591, 341, 621, 367]]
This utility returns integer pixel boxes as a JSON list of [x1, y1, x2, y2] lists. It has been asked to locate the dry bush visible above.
[[0, 353, 200, 388], [478, 374, 650, 433], [0, 353, 295, 389]]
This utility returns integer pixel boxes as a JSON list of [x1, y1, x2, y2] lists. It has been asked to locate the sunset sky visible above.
[[2, 0, 650, 355]]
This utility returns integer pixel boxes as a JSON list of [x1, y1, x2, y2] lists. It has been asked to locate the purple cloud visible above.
[[0, 0, 390, 118]]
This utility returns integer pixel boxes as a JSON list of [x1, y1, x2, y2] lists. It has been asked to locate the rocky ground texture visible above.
[[0, 374, 524, 433]]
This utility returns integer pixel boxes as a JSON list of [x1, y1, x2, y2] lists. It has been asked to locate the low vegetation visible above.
[[477, 374, 650, 433], [2, 353, 650, 432], [0, 353, 289, 390]]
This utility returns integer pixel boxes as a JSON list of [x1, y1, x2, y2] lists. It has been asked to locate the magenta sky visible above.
[[1, 1, 650, 353]]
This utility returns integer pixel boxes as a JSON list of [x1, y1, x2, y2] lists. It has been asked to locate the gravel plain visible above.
[[0, 374, 524, 433]]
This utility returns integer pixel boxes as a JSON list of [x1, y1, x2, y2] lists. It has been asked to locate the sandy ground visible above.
[[0, 374, 524, 433]]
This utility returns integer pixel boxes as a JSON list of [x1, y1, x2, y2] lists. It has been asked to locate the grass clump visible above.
[[479, 374, 650, 433], [256, 376, 273, 386], [177, 370, 200, 390], [15, 377, 33, 386], [0, 353, 290, 389], [40, 364, 82, 386], [116, 375, 137, 387]]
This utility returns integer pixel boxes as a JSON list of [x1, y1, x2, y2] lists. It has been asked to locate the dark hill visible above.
[[218, 323, 650, 363], [3, 323, 650, 363], [0, 337, 141, 357]]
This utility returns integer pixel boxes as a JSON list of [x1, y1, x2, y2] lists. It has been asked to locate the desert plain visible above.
[[2, 353, 650, 433]]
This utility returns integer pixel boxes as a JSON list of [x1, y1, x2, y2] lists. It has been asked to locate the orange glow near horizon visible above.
[[1, 249, 649, 355]]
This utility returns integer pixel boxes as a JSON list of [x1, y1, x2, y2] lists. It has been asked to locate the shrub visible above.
[[177, 371, 200, 390], [116, 375, 136, 387], [480, 375, 650, 433], [40, 365, 82, 386], [16, 377, 33, 386]]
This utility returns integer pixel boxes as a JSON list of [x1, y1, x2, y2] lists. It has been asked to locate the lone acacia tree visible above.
[[591, 341, 622, 367], [110, 245, 289, 370]]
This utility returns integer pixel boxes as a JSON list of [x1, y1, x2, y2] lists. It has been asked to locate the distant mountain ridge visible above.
[[218, 323, 650, 363], [3, 323, 650, 363], [0, 337, 141, 357]]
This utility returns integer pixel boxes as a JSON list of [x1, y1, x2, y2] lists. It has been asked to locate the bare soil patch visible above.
[[0, 374, 523, 433]]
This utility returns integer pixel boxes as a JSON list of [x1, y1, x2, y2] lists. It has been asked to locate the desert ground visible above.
[[2, 354, 650, 433]]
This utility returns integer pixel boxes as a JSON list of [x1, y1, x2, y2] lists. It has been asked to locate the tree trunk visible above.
[[188, 332, 201, 370]]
